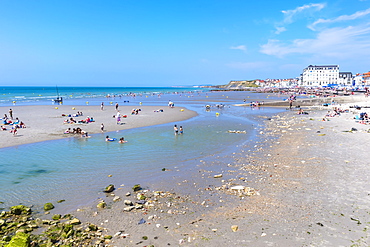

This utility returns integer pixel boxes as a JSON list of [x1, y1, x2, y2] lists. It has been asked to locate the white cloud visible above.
[[275, 27, 287, 34], [274, 3, 325, 34], [261, 23, 370, 59], [230, 45, 247, 51], [309, 8, 370, 30], [281, 3, 326, 24]]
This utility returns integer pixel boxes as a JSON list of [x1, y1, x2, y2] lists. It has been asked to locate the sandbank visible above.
[[0, 105, 197, 149]]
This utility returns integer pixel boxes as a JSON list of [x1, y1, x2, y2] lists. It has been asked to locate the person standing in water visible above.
[[174, 124, 178, 135], [179, 126, 183, 134]]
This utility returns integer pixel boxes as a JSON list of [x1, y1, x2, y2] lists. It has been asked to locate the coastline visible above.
[[1, 94, 370, 246], [71, 97, 370, 246], [0, 105, 198, 149]]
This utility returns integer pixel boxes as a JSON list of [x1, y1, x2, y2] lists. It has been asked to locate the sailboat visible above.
[[52, 86, 63, 104]]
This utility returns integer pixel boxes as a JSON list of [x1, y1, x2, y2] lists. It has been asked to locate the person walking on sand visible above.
[[116, 111, 121, 125], [101, 102, 104, 111], [115, 103, 119, 111], [9, 109, 13, 119], [12, 126, 17, 136], [174, 124, 178, 135], [101, 123, 104, 132]]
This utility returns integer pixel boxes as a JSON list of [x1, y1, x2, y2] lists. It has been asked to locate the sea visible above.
[[0, 86, 288, 213]]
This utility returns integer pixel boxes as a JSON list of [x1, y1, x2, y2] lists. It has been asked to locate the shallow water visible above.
[[0, 90, 285, 212]]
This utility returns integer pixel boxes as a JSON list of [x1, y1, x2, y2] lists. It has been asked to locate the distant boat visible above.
[[52, 86, 63, 104]]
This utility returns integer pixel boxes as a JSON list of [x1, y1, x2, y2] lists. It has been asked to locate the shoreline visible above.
[[70, 97, 370, 246], [0, 105, 198, 149], [1, 94, 370, 246]]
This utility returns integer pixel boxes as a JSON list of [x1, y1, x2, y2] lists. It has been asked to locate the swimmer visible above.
[[106, 135, 115, 142], [119, 137, 127, 143]]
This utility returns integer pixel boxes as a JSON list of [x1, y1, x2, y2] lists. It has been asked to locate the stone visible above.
[[213, 174, 223, 178], [124, 200, 133, 206], [113, 196, 120, 202], [132, 184, 141, 192], [10, 205, 31, 215], [231, 225, 238, 232], [97, 201, 106, 209], [52, 214, 61, 220], [104, 184, 115, 193], [6, 232, 30, 247], [123, 206, 135, 211], [43, 203, 54, 211], [69, 218, 81, 225]]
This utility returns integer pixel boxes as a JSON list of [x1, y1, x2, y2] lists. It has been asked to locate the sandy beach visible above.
[[1, 94, 370, 246], [67, 96, 370, 246], [0, 105, 197, 149]]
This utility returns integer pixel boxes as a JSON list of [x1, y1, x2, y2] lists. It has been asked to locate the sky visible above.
[[1, 0, 370, 87]]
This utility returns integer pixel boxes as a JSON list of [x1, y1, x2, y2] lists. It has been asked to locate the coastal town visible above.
[[223, 64, 370, 89]]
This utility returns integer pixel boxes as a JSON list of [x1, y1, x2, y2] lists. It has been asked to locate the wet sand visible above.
[[2, 95, 370, 246], [0, 105, 197, 149]]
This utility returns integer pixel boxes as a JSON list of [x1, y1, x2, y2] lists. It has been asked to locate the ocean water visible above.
[[0, 86, 204, 106], [0, 87, 286, 212]]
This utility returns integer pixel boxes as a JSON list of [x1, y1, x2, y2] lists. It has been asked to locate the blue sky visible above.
[[1, 0, 370, 87]]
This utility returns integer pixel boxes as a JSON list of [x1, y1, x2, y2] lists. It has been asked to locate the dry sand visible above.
[[70, 97, 370, 246], [0, 105, 197, 149]]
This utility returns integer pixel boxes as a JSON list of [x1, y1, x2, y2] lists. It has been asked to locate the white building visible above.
[[338, 72, 353, 85], [301, 65, 339, 87]]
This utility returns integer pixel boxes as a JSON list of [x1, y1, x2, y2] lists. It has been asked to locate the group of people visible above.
[[64, 116, 94, 124], [131, 108, 141, 115], [173, 124, 183, 135], [61, 111, 83, 117], [1, 109, 26, 136], [64, 127, 89, 137], [105, 135, 127, 143]]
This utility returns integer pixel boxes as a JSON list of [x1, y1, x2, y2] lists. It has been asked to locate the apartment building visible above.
[[301, 65, 339, 86]]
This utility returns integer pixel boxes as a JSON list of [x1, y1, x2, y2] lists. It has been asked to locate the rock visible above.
[[10, 205, 31, 215], [231, 225, 238, 232], [126, 192, 131, 196], [136, 200, 146, 204], [52, 214, 61, 220], [97, 201, 106, 209], [132, 184, 141, 192], [113, 196, 120, 202], [43, 203, 54, 211], [230, 185, 245, 191], [88, 224, 98, 231], [137, 194, 146, 200], [123, 206, 135, 211], [214, 174, 223, 178], [124, 200, 133, 206], [6, 232, 30, 247], [104, 184, 115, 193], [69, 218, 81, 225]]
